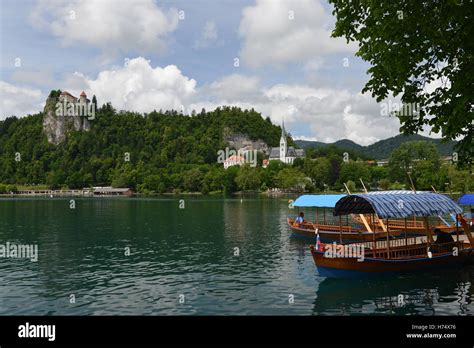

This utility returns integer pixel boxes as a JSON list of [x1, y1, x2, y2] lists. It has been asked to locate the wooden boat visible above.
[[289, 194, 369, 242], [287, 217, 405, 243], [288, 194, 446, 243], [309, 191, 474, 278]]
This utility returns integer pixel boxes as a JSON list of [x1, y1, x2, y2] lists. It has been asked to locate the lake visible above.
[[0, 196, 472, 315]]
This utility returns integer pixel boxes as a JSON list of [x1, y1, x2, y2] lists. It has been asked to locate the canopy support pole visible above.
[[386, 218, 390, 259], [372, 220, 377, 258], [343, 183, 372, 233], [424, 217, 434, 246], [404, 218, 408, 246], [456, 215, 459, 243], [339, 216, 343, 244], [360, 178, 386, 232]]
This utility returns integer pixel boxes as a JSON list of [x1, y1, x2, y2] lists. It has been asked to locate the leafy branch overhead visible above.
[[329, 0, 473, 165]]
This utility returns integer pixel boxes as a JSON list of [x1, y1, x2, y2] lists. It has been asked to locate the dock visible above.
[[1, 187, 133, 197]]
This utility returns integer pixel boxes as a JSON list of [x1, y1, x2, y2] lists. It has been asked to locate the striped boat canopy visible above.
[[293, 194, 347, 208], [458, 193, 474, 205], [334, 191, 462, 218]]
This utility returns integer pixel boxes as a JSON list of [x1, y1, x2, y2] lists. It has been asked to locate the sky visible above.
[[0, 0, 438, 145]]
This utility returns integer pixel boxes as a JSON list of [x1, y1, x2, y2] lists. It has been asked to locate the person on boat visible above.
[[295, 212, 305, 227]]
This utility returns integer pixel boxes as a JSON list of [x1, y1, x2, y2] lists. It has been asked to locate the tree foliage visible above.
[[0, 99, 471, 194], [329, 0, 473, 165]]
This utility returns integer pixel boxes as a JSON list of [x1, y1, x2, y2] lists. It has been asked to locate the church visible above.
[[268, 121, 305, 164]]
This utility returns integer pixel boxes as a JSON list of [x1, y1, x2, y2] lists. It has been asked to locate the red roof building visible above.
[[223, 155, 246, 169]]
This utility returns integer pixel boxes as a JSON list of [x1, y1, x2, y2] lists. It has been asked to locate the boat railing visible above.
[[364, 240, 465, 259], [352, 215, 427, 229], [288, 218, 365, 232]]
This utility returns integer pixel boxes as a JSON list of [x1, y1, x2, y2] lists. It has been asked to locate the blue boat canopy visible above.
[[334, 191, 462, 219], [458, 193, 474, 205], [293, 194, 347, 208]]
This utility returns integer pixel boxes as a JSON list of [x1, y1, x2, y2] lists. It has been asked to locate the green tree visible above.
[[203, 166, 225, 193], [369, 166, 388, 187], [235, 164, 261, 191], [339, 161, 371, 189], [91, 95, 98, 114], [378, 178, 391, 190], [183, 168, 204, 192], [345, 180, 356, 193], [329, 0, 473, 164], [388, 141, 440, 188], [438, 163, 473, 193], [304, 157, 331, 190], [223, 166, 239, 194], [5, 184, 18, 193], [275, 167, 310, 192]]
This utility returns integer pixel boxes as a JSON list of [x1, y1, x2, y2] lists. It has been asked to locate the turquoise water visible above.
[[0, 196, 472, 315]]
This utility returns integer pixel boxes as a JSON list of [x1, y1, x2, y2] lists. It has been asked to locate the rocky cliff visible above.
[[224, 131, 271, 155], [42, 92, 90, 145]]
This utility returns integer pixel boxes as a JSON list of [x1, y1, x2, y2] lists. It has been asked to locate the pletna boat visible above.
[[309, 191, 474, 278], [288, 194, 446, 243]]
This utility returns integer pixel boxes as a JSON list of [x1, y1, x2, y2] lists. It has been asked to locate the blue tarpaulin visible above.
[[458, 193, 474, 205], [293, 194, 347, 208], [334, 191, 462, 218]]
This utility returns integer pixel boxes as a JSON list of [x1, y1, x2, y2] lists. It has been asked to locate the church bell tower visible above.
[[279, 119, 287, 163]]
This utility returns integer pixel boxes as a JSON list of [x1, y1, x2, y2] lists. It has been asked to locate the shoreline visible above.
[[0, 189, 464, 198]]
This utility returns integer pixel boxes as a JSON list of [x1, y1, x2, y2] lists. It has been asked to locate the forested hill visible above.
[[0, 104, 290, 190], [295, 134, 457, 159]]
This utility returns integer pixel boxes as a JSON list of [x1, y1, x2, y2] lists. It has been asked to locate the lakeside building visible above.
[[223, 155, 246, 169], [92, 187, 133, 196], [6, 187, 133, 197]]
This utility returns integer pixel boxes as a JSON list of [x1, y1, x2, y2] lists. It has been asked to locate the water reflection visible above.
[[313, 267, 474, 315], [0, 196, 473, 315]]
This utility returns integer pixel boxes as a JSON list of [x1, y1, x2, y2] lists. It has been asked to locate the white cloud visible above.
[[0, 60, 411, 145], [191, 76, 402, 146], [10, 70, 55, 89], [194, 21, 218, 49], [0, 81, 45, 119], [238, 0, 355, 68], [29, 0, 179, 55], [71, 57, 196, 113], [206, 74, 261, 102]]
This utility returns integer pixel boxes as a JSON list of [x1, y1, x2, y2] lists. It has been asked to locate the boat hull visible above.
[[288, 218, 409, 243], [310, 245, 474, 278]]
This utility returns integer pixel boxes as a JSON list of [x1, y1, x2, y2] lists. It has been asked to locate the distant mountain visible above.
[[332, 139, 365, 153], [295, 134, 457, 160]]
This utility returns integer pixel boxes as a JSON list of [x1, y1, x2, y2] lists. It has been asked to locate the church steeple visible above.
[[279, 118, 287, 162]]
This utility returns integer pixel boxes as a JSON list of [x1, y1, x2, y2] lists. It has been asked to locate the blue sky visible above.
[[0, 0, 434, 145]]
